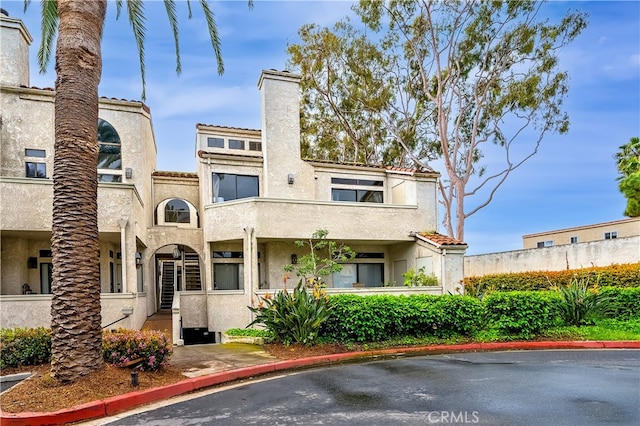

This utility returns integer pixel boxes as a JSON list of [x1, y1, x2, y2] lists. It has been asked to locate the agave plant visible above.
[[556, 275, 611, 326]]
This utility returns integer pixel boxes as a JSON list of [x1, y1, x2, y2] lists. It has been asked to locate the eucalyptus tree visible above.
[[288, 0, 587, 241], [615, 137, 640, 217], [26, 0, 248, 383]]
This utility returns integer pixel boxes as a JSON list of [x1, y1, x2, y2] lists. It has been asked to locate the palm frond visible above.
[[125, 0, 147, 99], [163, 0, 182, 75], [36, 0, 58, 73], [198, 0, 223, 75], [115, 0, 124, 19], [186, 0, 193, 19], [23, 0, 31, 13]]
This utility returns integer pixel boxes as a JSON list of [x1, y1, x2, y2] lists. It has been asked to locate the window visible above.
[[570, 236, 578, 244], [165, 199, 190, 223], [213, 251, 244, 290], [25, 148, 46, 157], [536, 240, 554, 248], [208, 137, 224, 148], [97, 174, 122, 183], [331, 177, 383, 203], [26, 162, 46, 178], [40, 263, 53, 294], [212, 173, 259, 202], [229, 139, 245, 150], [97, 118, 122, 182], [604, 231, 618, 240], [332, 263, 384, 288], [249, 141, 262, 151]]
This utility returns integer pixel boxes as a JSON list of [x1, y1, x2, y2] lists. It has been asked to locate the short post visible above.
[[131, 369, 139, 387]]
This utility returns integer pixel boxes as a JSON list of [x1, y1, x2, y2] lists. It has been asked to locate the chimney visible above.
[[258, 69, 314, 199], [0, 10, 32, 87]]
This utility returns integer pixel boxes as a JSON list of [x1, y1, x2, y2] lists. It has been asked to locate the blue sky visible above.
[[5, 0, 639, 255]]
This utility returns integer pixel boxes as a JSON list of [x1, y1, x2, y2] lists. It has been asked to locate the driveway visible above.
[[95, 349, 640, 425]]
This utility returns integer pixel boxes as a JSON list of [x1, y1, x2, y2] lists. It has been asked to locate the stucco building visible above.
[[0, 14, 466, 344], [522, 217, 640, 249]]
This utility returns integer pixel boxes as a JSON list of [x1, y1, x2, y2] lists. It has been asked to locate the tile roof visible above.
[[196, 123, 261, 133], [305, 159, 437, 175], [416, 232, 467, 247], [152, 171, 198, 179]]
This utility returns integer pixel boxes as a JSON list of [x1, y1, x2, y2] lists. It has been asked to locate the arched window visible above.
[[97, 119, 122, 182], [165, 199, 190, 223]]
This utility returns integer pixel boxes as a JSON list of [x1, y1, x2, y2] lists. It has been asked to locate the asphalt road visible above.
[[101, 349, 640, 425]]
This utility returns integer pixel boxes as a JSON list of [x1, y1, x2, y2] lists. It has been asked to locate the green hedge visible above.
[[464, 263, 640, 297], [321, 294, 484, 343], [0, 327, 51, 369], [599, 286, 640, 319], [483, 291, 562, 338]]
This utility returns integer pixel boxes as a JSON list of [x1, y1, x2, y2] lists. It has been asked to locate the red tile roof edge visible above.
[[416, 232, 467, 247], [152, 171, 198, 178]]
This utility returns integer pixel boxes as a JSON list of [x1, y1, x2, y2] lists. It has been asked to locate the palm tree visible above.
[[28, 0, 246, 383]]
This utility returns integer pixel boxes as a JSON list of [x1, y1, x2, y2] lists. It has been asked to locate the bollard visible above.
[[131, 369, 139, 387]]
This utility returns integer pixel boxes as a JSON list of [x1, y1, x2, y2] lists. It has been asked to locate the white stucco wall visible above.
[[465, 236, 640, 277]]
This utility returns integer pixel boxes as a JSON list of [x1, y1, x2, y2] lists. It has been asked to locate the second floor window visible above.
[[165, 199, 190, 223], [212, 173, 259, 202], [331, 177, 383, 203], [26, 162, 46, 178], [97, 118, 122, 182]]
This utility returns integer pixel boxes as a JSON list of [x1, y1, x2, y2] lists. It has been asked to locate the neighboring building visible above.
[[522, 217, 640, 249], [0, 14, 466, 344], [465, 218, 640, 277]]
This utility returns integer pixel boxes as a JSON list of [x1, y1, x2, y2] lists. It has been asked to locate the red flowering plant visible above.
[[102, 328, 172, 371]]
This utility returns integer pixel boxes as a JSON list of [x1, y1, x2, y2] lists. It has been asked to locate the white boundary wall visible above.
[[465, 236, 640, 277]]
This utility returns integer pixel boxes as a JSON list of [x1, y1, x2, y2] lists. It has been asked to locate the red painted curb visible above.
[[2, 341, 638, 426], [104, 380, 195, 416], [0, 400, 105, 426]]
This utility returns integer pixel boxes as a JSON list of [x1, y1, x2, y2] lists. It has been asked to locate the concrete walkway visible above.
[[1, 340, 639, 426]]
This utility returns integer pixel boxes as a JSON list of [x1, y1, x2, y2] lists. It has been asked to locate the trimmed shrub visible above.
[[226, 328, 273, 338], [321, 294, 484, 343], [599, 286, 640, 319], [0, 327, 51, 369], [464, 263, 640, 297], [102, 328, 172, 371], [483, 291, 561, 338]]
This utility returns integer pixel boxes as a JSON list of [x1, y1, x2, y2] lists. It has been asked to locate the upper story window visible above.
[[25, 148, 46, 158], [208, 137, 224, 148], [331, 177, 384, 203], [229, 139, 245, 150], [155, 198, 198, 227], [570, 236, 578, 244], [213, 173, 259, 202], [604, 231, 618, 240], [165, 199, 190, 223], [204, 136, 262, 154], [25, 148, 47, 178], [536, 240, 554, 248], [97, 119, 122, 182], [25, 162, 46, 178]]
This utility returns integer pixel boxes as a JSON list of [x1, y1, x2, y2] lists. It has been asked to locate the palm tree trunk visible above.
[[50, 0, 107, 383]]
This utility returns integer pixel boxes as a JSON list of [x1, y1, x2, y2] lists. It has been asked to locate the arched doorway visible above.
[[155, 244, 201, 312]]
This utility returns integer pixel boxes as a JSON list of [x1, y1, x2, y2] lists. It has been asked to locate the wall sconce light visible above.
[[135, 252, 142, 268], [287, 173, 295, 185], [291, 254, 297, 265], [172, 245, 182, 259], [125, 168, 133, 179]]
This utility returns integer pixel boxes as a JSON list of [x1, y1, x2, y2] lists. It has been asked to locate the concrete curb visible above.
[[2, 341, 639, 425]]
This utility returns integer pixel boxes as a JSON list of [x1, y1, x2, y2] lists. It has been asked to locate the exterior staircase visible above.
[[184, 253, 202, 291], [160, 261, 175, 310]]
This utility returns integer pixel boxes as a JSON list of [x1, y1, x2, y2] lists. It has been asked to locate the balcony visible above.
[[203, 197, 435, 242]]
